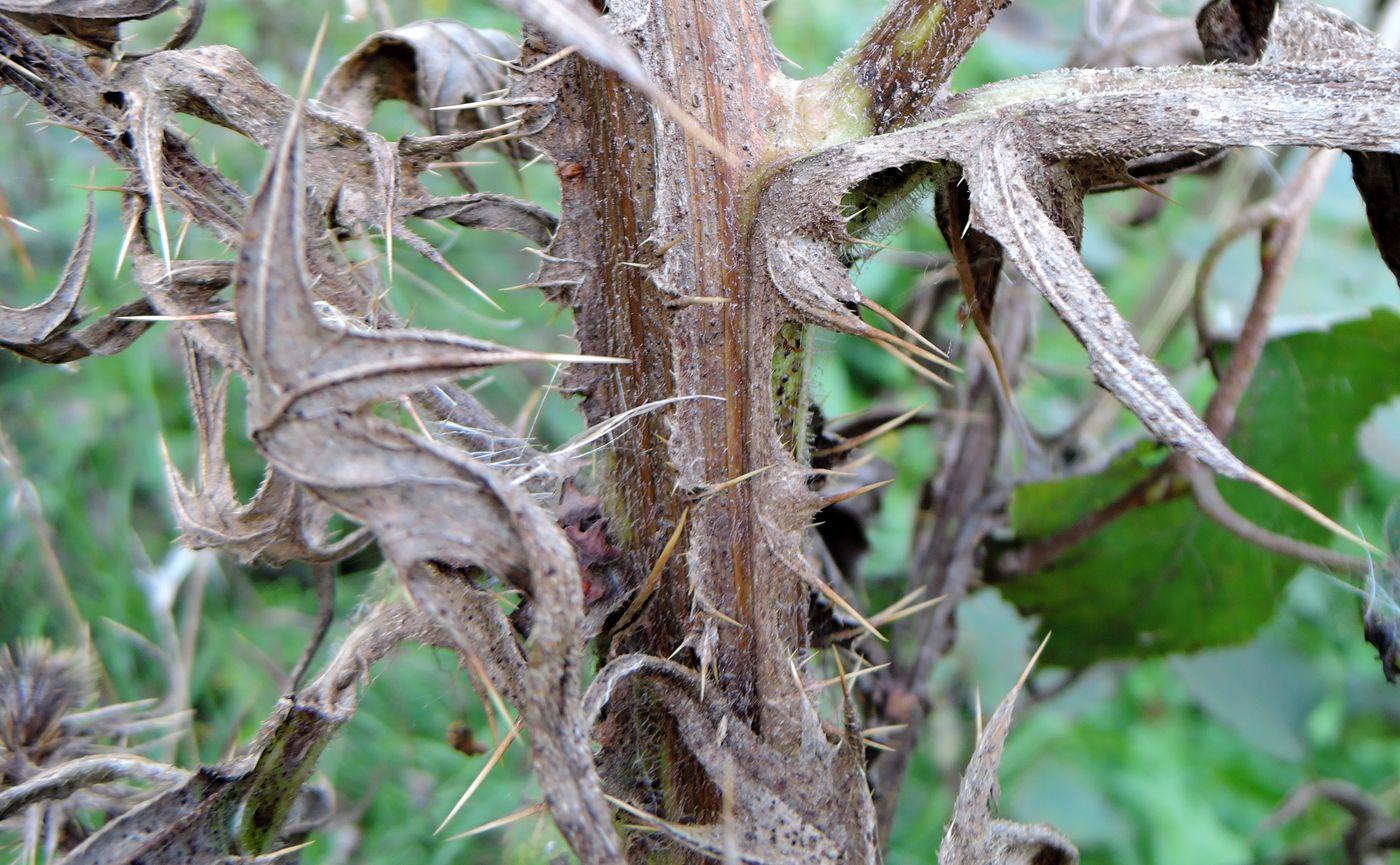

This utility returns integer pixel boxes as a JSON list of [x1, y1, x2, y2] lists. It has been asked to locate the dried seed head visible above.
[[0, 640, 186, 859], [0, 640, 95, 782]]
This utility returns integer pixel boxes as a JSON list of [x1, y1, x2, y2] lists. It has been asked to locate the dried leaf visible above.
[[232, 103, 624, 865], [965, 139, 1247, 480], [0, 198, 92, 348], [163, 339, 372, 565], [120, 45, 547, 275], [851, 0, 1014, 131], [59, 602, 446, 865], [938, 638, 1077, 865], [126, 85, 175, 276], [0, 755, 187, 821], [60, 760, 252, 865], [233, 117, 598, 421], [2, 295, 155, 364], [410, 193, 556, 247], [319, 19, 524, 187], [585, 654, 877, 865], [125, 218, 243, 372], [0, 0, 176, 50]]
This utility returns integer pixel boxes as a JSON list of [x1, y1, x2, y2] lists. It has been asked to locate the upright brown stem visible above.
[[524, 0, 838, 850]]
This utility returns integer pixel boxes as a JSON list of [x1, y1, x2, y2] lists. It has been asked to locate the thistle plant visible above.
[[2, 0, 1400, 862]]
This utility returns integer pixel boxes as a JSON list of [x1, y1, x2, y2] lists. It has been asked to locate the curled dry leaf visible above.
[[162, 338, 372, 566], [319, 20, 526, 190], [0, 0, 176, 50], [0, 199, 160, 364], [60, 759, 253, 865], [232, 101, 624, 865], [938, 640, 1077, 865], [0, 199, 92, 350], [410, 192, 556, 247], [585, 654, 877, 865], [963, 138, 1245, 480], [113, 44, 553, 303], [0, 754, 188, 822]]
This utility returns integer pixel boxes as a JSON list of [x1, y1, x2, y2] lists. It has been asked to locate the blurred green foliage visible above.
[[1001, 312, 1400, 666], [3, 1, 1400, 863]]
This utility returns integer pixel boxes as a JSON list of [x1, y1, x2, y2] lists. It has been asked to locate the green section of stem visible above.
[[894, 4, 945, 58], [772, 322, 814, 461], [238, 704, 340, 855], [787, 71, 874, 151]]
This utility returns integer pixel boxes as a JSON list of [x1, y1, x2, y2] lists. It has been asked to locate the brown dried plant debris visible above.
[[0, 641, 186, 859], [0, 0, 176, 50]]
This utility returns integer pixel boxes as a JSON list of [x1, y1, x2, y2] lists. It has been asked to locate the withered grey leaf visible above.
[[939, 644, 1077, 865], [963, 137, 1248, 481], [163, 340, 371, 565], [586, 655, 874, 865], [0, 755, 187, 821], [232, 108, 591, 425], [0, 198, 92, 347], [118, 47, 399, 236], [59, 602, 445, 865], [125, 85, 176, 273], [144, 0, 200, 53], [419, 382, 547, 484], [0, 15, 115, 140], [846, 0, 1013, 132], [402, 565, 528, 705], [410, 193, 557, 247], [125, 220, 244, 373], [319, 20, 522, 192], [113, 46, 544, 290], [1, 300, 154, 364], [318, 20, 519, 140], [234, 104, 624, 865], [0, 0, 175, 50]]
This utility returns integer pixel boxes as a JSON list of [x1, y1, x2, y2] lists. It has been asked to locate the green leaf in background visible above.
[[997, 309, 1400, 667]]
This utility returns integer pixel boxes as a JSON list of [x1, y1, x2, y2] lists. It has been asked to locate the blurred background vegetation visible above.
[[3, 0, 1400, 862]]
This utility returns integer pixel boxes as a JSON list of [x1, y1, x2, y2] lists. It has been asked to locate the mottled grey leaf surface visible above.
[[0, 0, 175, 49]]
